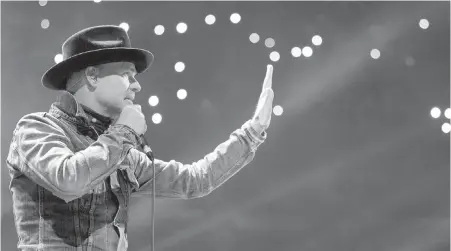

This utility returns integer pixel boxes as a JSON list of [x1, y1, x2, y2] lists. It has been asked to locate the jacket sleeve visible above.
[[6, 113, 140, 203], [129, 120, 267, 199]]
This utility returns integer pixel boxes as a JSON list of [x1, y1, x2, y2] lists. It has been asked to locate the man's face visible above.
[[93, 62, 141, 115]]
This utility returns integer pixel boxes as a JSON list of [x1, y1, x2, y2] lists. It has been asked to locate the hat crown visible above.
[[62, 25, 131, 60], [42, 25, 153, 90]]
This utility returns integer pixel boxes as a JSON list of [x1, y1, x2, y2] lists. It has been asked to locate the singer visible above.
[[6, 25, 274, 251]]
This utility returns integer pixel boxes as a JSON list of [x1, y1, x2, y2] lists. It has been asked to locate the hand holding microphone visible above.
[[115, 104, 148, 135], [115, 104, 154, 160]]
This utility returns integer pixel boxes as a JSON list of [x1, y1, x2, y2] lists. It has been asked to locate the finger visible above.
[[264, 89, 274, 106], [267, 88, 274, 101], [263, 64, 273, 90], [257, 89, 271, 109]]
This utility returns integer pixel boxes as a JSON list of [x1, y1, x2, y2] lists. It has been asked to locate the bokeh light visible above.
[[54, 54, 63, 64], [152, 113, 162, 124], [441, 123, 450, 133], [41, 19, 50, 29], [273, 105, 284, 116], [291, 47, 302, 57], [312, 35, 323, 46], [148, 96, 159, 107], [154, 25, 165, 35], [302, 46, 313, 57], [119, 22, 129, 32], [265, 38, 275, 48], [230, 13, 241, 24], [419, 19, 429, 29], [205, 14, 216, 25], [430, 107, 441, 118], [270, 51, 280, 62], [93, 0, 102, 3], [370, 49, 380, 59], [444, 108, 451, 119], [39, 0, 47, 6], [176, 22, 188, 33], [249, 33, 260, 44], [175, 62, 185, 73], [177, 89, 187, 100]]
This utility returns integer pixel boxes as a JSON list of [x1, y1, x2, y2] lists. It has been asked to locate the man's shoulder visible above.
[[15, 111, 57, 130], [18, 112, 48, 122]]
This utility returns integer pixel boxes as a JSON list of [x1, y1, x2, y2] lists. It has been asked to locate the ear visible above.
[[85, 66, 99, 90]]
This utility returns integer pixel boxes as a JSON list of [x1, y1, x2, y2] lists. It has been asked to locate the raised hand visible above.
[[251, 64, 274, 134]]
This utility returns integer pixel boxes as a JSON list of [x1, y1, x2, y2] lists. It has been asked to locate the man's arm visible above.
[[129, 64, 274, 198], [6, 113, 140, 203], [129, 119, 266, 199]]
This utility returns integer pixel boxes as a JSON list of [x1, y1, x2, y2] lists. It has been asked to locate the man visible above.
[[6, 25, 274, 251]]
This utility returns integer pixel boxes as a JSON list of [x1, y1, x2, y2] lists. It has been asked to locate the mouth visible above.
[[124, 98, 134, 104]]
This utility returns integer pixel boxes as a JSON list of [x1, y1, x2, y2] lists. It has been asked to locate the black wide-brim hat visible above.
[[42, 25, 154, 90]]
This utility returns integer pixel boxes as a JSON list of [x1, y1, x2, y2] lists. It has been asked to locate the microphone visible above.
[[140, 135, 154, 162], [139, 134, 156, 251]]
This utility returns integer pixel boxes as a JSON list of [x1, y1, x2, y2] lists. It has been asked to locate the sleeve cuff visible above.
[[241, 120, 267, 151], [106, 124, 141, 148]]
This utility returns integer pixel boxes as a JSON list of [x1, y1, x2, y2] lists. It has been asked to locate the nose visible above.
[[129, 80, 141, 93]]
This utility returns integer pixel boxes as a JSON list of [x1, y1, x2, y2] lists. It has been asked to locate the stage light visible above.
[[39, 0, 47, 6], [205, 14, 216, 25], [430, 107, 441, 119], [291, 47, 302, 57], [441, 123, 450, 133], [419, 19, 429, 29], [370, 49, 380, 59], [176, 22, 187, 33], [270, 51, 280, 62], [152, 113, 162, 124], [265, 38, 275, 48], [230, 13, 241, 24], [249, 33, 260, 44], [312, 35, 322, 46], [273, 105, 284, 116], [41, 19, 50, 29], [177, 89, 187, 100], [148, 96, 159, 107], [405, 56, 415, 66], [119, 22, 129, 32], [444, 108, 451, 119], [154, 25, 165, 35], [54, 54, 63, 64], [175, 62, 185, 73], [302, 46, 313, 57]]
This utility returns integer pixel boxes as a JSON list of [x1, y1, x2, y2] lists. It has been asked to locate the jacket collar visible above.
[[54, 91, 88, 120], [50, 91, 113, 129]]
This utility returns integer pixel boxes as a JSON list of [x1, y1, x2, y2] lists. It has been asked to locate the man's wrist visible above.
[[249, 118, 265, 136], [107, 124, 141, 147], [240, 119, 267, 151]]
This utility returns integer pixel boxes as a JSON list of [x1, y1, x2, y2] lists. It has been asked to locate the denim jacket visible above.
[[6, 91, 267, 251]]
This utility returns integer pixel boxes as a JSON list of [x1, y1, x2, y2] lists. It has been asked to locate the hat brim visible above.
[[41, 47, 154, 90]]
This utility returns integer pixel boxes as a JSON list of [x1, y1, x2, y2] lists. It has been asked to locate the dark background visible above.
[[2, 1, 450, 251]]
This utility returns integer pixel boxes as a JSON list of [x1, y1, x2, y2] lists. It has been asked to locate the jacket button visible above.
[[87, 131, 93, 137]]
